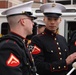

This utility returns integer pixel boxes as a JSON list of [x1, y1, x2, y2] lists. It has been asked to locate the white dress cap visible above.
[[35, 20, 45, 26], [40, 3, 66, 15], [1, 1, 33, 16]]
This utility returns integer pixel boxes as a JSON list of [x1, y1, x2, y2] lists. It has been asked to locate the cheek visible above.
[[57, 22, 60, 26], [29, 24, 33, 30], [28, 21, 33, 27], [45, 21, 49, 25]]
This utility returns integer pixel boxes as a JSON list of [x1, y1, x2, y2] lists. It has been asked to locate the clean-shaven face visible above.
[[44, 16, 61, 32], [24, 16, 34, 35]]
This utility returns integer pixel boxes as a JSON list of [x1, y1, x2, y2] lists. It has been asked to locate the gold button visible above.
[[42, 33, 44, 34], [27, 63, 29, 65], [32, 58, 34, 61], [59, 52, 61, 55], [64, 66, 66, 68], [53, 67, 55, 70], [58, 66, 61, 69], [52, 33, 53, 36], [30, 66, 31, 68], [60, 58, 62, 60], [54, 38, 56, 40], [57, 42, 59, 45], [58, 47, 60, 50], [51, 50, 53, 53], [65, 49, 67, 51]]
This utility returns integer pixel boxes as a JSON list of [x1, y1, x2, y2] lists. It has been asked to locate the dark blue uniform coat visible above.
[[0, 32, 36, 75], [30, 28, 70, 75]]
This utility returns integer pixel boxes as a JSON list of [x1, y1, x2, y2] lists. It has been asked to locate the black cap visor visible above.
[[7, 12, 32, 17], [7, 12, 37, 20], [30, 15, 37, 20], [44, 13, 61, 18]]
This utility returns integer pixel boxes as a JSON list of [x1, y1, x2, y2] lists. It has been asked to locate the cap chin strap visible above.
[[7, 12, 32, 18]]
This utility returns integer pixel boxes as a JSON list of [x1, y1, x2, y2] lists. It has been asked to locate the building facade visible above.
[[0, 0, 22, 8]]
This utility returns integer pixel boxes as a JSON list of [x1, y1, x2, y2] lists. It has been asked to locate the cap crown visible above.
[[1, 1, 33, 16], [40, 3, 66, 15]]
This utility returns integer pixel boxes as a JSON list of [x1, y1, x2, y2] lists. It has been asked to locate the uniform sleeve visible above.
[[0, 40, 24, 75], [31, 36, 68, 73]]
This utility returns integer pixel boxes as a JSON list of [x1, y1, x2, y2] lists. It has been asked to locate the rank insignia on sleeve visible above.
[[75, 41, 76, 46], [6, 53, 20, 67], [32, 45, 41, 54]]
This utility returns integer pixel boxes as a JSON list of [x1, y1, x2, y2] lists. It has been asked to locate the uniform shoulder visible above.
[[0, 34, 24, 48], [57, 34, 66, 40], [32, 33, 45, 38], [57, 34, 65, 38]]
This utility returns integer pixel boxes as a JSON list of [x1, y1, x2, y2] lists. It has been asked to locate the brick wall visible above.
[[9, 0, 22, 6], [0, 0, 22, 8], [33, 0, 47, 8], [0, 0, 47, 8], [0, 1, 12, 8], [34, 0, 47, 3]]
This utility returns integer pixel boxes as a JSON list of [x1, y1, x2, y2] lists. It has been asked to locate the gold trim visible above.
[[22, 11, 26, 13], [52, 3, 56, 7]]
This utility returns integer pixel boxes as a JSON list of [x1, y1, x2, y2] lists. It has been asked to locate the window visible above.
[[1, 22, 10, 35], [48, 0, 76, 5]]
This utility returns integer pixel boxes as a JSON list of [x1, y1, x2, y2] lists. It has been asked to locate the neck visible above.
[[10, 28, 27, 39]]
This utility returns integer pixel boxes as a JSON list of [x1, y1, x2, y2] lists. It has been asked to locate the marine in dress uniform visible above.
[[0, 1, 36, 75], [29, 3, 76, 75]]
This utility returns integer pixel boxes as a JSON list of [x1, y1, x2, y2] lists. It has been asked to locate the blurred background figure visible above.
[[36, 19, 45, 34], [68, 30, 76, 54]]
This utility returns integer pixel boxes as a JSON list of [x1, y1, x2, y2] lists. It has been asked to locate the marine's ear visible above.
[[19, 18, 25, 26]]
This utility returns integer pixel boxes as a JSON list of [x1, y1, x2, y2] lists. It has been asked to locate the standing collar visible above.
[[9, 32, 26, 41], [44, 28, 56, 37]]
